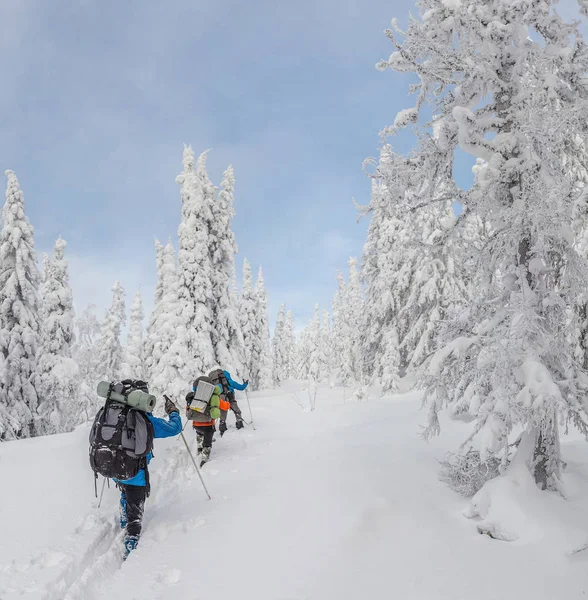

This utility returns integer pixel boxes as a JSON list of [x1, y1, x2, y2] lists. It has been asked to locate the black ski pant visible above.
[[220, 392, 243, 423], [193, 424, 215, 448], [119, 484, 147, 538]]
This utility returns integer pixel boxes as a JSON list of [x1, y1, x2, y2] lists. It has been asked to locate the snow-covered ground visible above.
[[1, 382, 587, 599]]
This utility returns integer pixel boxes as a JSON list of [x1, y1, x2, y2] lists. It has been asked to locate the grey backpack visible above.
[[89, 395, 154, 484]]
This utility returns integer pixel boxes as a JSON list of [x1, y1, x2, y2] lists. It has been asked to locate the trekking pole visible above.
[[244, 389, 256, 430], [171, 398, 211, 499], [178, 425, 211, 500], [98, 477, 107, 508]]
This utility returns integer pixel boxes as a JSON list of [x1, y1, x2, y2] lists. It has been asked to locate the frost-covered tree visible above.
[[239, 258, 258, 383], [331, 272, 347, 379], [209, 165, 246, 375], [38, 237, 78, 434], [320, 310, 333, 380], [74, 304, 101, 422], [272, 303, 287, 387], [254, 267, 273, 390], [149, 242, 189, 401], [284, 310, 295, 379], [294, 322, 312, 380], [121, 291, 145, 380], [335, 258, 363, 386], [176, 146, 215, 374], [96, 282, 126, 381], [145, 240, 165, 378], [379, 0, 588, 490], [307, 305, 322, 382], [0, 171, 42, 440]]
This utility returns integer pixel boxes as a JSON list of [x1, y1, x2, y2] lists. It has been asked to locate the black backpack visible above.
[[209, 369, 230, 397], [89, 381, 155, 491]]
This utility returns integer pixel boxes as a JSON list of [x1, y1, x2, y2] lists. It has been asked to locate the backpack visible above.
[[186, 376, 222, 420], [209, 369, 230, 397], [89, 381, 155, 489]]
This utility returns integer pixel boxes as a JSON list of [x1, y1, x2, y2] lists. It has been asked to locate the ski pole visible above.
[[98, 477, 107, 508], [244, 389, 256, 430], [179, 429, 212, 500]]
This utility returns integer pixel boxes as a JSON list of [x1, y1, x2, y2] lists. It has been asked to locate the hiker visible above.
[[186, 375, 231, 466], [89, 379, 182, 558], [209, 368, 249, 436]]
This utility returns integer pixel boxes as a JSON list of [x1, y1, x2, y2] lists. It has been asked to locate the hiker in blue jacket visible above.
[[208, 368, 249, 435], [117, 394, 182, 557]]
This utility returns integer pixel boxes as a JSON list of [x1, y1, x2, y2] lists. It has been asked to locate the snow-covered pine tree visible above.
[[254, 267, 273, 389], [336, 258, 363, 386], [209, 165, 246, 375], [144, 240, 165, 379], [38, 237, 78, 434], [346, 258, 363, 381], [0, 171, 42, 440], [320, 310, 332, 381], [330, 272, 347, 382], [149, 241, 189, 401], [96, 282, 126, 381], [307, 305, 322, 383], [239, 258, 258, 385], [74, 305, 101, 423], [379, 0, 588, 490], [176, 146, 215, 374], [272, 303, 287, 387], [284, 310, 295, 379], [121, 291, 145, 380], [378, 138, 468, 374], [294, 322, 312, 381], [360, 150, 413, 390]]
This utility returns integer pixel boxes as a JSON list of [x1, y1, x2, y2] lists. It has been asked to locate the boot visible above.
[[200, 446, 211, 467], [123, 535, 139, 560], [236, 419, 244, 430], [196, 434, 204, 454], [219, 421, 227, 437]]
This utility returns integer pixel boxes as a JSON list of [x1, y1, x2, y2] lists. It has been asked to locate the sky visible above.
[[0, 0, 585, 333]]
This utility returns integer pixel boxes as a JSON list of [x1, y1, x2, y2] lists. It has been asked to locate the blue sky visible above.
[[0, 0, 584, 331]]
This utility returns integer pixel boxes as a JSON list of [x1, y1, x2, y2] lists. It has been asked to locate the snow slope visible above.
[[1, 382, 587, 599]]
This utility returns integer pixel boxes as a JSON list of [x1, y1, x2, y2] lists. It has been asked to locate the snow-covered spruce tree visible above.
[[73, 304, 101, 422], [272, 303, 287, 386], [361, 150, 415, 390], [307, 305, 322, 382], [149, 241, 189, 402], [384, 139, 468, 373], [330, 272, 347, 381], [294, 322, 312, 380], [176, 146, 215, 374], [38, 237, 78, 434], [379, 0, 588, 490], [320, 310, 333, 381], [121, 291, 145, 380], [0, 171, 42, 440], [96, 282, 126, 381], [209, 165, 246, 375], [239, 258, 258, 384], [144, 239, 165, 379], [284, 310, 295, 379], [254, 267, 273, 389], [336, 258, 363, 386]]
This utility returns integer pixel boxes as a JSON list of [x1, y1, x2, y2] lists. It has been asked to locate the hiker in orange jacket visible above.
[[186, 376, 231, 465]]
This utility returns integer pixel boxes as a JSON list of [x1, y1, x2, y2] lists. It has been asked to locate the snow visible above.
[[2, 382, 587, 599]]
